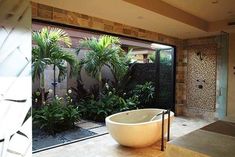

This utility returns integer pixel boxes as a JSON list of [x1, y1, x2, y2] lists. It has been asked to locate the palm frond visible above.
[[32, 27, 78, 83], [79, 35, 128, 83]]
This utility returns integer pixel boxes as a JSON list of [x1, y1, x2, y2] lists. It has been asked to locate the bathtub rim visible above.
[[105, 108, 174, 126]]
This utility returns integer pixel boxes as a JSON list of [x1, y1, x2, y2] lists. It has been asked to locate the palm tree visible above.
[[79, 35, 128, 99], [32, 27, 79, 102]]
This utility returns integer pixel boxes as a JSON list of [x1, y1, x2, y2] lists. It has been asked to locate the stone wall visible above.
[[175, 42, 187, 115], [31, 2, 179, 46]]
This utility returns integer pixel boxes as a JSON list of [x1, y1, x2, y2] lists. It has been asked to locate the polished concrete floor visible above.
[[167, 130, 235, 157], [166, 117, 235, 157], [33, 116, 212, 157]]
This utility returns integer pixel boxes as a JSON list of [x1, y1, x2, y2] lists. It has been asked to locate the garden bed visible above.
[[33, 120, 107, 152]]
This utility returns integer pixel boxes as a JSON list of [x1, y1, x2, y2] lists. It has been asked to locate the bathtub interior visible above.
[[109, 109, 167, 124]]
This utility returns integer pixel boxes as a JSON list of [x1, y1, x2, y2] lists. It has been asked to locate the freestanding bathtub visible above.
[[105, 108, 174, 148]]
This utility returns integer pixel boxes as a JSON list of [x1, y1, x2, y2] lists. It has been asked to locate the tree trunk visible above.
[[53, 64, 56, 97], [98, 70, 102, 100], [40, 72, 45, 105]]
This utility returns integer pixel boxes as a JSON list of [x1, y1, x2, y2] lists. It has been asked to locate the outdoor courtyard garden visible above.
[[31, 27, 171, 151]]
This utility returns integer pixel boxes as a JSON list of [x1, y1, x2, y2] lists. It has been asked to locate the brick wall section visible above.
[[31, 2, 179, 46], [31, 2, 187, 114], [175, 41, 187, 115]]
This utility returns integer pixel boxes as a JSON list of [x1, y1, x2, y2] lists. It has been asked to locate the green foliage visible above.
[[111, 49, 133, 82], [148, 51, 172, 65], [79, 35, 129, 96], [77, 85, 139, 122], [70, 68, 89, 102], [32, 27, 79, 95], [63, 105, 80, 127], [148, 53, 156, 62], [160, 52, 172, 66], [33, 97, 80, 134], [131, 82, 155, 106], [32, 89, 50, 107], [111, 61, 136, 96], [79, 35, 125, 78]]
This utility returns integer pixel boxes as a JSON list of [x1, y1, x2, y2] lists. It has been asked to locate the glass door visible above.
[[155, 48, 175, 111], [216, 32, 229, 118]]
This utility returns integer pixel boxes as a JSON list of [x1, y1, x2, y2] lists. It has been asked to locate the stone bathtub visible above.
[[105, 108, 174, 148]]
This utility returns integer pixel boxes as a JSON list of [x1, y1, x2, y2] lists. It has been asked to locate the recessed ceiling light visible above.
[[211, 0, 218, 4], [137, 16, 143, 19]]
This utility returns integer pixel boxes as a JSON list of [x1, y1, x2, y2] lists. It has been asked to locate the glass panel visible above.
[[156, 48, 175, 110], [216, 32, 229, 118]]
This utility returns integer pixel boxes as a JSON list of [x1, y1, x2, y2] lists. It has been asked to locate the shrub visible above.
[[33, 96, 80, 134], [32, 89, 50, 108], [79, 35, 128, 99], [77, 85, 139, 122], [131, 82, 155, 107]]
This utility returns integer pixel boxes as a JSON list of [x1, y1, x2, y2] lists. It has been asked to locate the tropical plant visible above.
[[148, 53, 156, 62], [32, 89, 50, 108], [33, 96, 80, 134], [160, 52, 172, 66], [148, 51, 172, 65], [111, 49, 133, 82], [111, 61, 136, 96], [79, 35, 128, 99], [131, 81, 155, 107], [32, 27, 79, 101], [70, 61, 89, 102], [77, 85, 138, 122]]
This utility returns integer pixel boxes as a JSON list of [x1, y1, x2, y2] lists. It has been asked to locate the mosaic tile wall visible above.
[[186, 45, 217, 111], [183, 37, 220, 120]]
